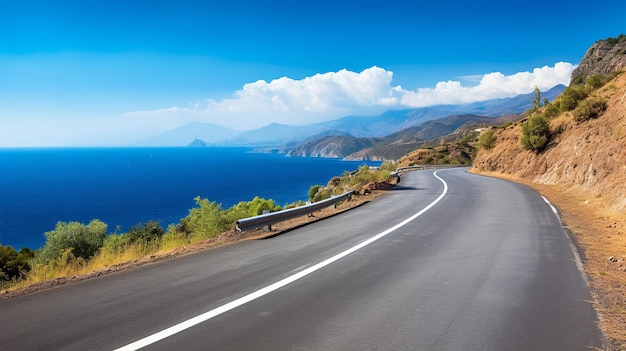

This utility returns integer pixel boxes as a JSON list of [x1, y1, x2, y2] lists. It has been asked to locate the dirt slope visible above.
[[472, 73, 626, 349]]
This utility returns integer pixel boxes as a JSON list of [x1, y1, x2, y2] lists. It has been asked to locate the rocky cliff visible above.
[[570, 34, 626, 84]]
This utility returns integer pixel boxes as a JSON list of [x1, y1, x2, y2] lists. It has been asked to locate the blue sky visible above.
[[1, 0, 625, 146]]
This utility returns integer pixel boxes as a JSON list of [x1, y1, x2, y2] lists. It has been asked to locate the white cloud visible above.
[[125, 62, 575, 130], [400, 62, 575, 106]]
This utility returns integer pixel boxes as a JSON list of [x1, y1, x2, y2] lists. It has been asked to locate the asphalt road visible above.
[[0, 168, 602, 350]]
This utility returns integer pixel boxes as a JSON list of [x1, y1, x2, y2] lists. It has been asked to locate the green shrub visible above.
[[37, 219, 108, 264], [379, 160, 397, 173], [284, 200, 307, 210], [312, 188, 332, 202], [521, 114, 551, 152], [0, 245, 35, 281], [606, 34, 625, 45], [586, 74, 607, 89], [308, 185, 324, 201], [477, 130, 497, 150], [126, 220, 165, 244], [573, 96, 608, 122], [226, 197, 281, 221], [180, 197, 231, 239], [560, 85, 589, 112], [571, 75, 584, 85], [100, 234, 128, 255], [543, 101, 561, 118]]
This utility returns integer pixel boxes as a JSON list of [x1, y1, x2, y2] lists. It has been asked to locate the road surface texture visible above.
[[0, 168, 602, 350]]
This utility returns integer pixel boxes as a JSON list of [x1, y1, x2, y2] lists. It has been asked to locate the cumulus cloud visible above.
[[125, 62, 575, 130], [400, 62, 575, 107]]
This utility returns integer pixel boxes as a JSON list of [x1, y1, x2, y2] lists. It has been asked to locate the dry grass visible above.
[[0, 189, 384, 300]]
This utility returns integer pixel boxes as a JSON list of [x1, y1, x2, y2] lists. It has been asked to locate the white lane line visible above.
[[541, 195, 589, 284], [114, 170, 449, 351], [541, 195, 560, 219]]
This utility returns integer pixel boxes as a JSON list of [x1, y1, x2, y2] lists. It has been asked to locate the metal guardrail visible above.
[[235, 191, 354, 231]]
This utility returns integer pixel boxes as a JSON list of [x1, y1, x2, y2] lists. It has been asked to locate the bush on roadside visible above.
[[521, 113, 551, 152], [0, 245, 34, 282], [312, 188, 332, 202], [379, 160, 397, 173], [477, 129, 497, 150], [226, 196, 281, 219], [126, 221, 165, 244], [180, 197, 232, 240], [308, 185, 324, 201], [36, 219, 108, 264]]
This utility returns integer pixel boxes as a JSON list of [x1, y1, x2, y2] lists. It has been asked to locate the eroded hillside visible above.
[[472, 72, 626, 349], [474, 73, 626, 211]]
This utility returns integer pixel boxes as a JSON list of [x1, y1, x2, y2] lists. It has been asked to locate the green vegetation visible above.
[[528, 86, 549, 114], [2, 164, 397, 290], [36, 220, 108, 265], [606, 34, 625, 46], [477, 129, 497, 150], [0, 245, 34, 283], [521, 113, 551, 152], [308, 184, 324, 201], [586, 74, 608, 89], [560, 85, 589, 111], [517, 71, 621, 152], [573, 96, 608, 122]]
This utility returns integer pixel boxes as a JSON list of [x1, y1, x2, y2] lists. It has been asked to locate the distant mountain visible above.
[[285, 135, 380, 158], [281, 114, 498, 160], [297, 84, 566, 139], [138, 85, 565, 147], [135, 122, 239, 146], [218, 123, 311, 147]]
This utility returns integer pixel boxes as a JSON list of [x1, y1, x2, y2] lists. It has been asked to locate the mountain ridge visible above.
[[144, 85, 565, 148]]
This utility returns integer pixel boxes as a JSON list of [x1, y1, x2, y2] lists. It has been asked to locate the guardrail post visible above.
[[262, 210, 272, 232]]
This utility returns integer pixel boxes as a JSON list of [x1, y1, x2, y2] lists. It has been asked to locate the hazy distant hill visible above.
[[135, 121, 239, 146], [283, 114, 497, 160], [285, 135, 380, 158], [137, 85, 565, 147]]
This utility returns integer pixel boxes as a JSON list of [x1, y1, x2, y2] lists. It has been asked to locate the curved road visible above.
[[0, 168, 602, 350]]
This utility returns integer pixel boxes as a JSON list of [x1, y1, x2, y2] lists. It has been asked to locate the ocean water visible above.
[[0, 147, 380, 250]]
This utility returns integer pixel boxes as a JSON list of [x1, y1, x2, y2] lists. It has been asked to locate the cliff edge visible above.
[[571, 35, 626, 85]]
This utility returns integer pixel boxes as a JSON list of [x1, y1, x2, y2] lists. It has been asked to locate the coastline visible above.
[[1, 187, 388, 300]]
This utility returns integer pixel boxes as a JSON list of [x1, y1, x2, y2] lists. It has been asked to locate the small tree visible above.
[[308, 185, 323, 201], [37, 219, 108, 264], [521, 114, 551, 152], [0, 245, 35, 281], [477, 129, 497, 150], [560, 85, 589, 112], [530, 86, 543, 113], [180, 197, 231, 238], [126, 221, 165, 244]]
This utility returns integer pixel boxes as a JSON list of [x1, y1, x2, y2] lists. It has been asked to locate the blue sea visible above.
[[0, 147, 380, 250]]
